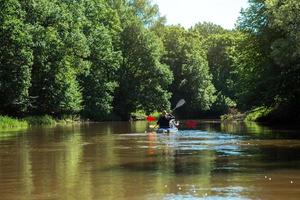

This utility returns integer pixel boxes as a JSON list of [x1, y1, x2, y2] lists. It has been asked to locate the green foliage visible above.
[[212, 92, 237, 114], [0, 116, 28, 129], [266, 0, 300, 113], [156, 26, 216, 116], [130, 110, 146, 120], [56, 114, 80, 124], [0, 0, 33, 116], [128, 0, 161, 26], [1, 0, 173, 121], [206, 33, 238, 98], [80, 26, 120, 120], [25, 0, 88, 117], [1, 0, 298, 123], [201, 30, 242, 114], [245, 107, 273, 122], [191, 22, 227, 37], [114, 19, 173, 120], [80, 1, 122, 120], [220, 114, 240, 122], [52, 58, 83, 115], [25, 115, 56, 126], [235, 0, 300, 121]]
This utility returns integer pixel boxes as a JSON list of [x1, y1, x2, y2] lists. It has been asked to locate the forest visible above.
[[0, 0, 299, 123]]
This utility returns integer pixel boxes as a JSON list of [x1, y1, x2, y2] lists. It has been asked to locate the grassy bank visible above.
[[221, 113, 246, 122], [220, 107, 272, 123], [0, 115, 80, 133], [244, 107, 273, 122], [0, 116, 28, 129], [221, 105, 299, 125], [25, 115, 57, 126]]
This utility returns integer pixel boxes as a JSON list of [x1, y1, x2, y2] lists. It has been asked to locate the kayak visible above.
[[155, 119, 179, 133], [156, 127, 178, 134]]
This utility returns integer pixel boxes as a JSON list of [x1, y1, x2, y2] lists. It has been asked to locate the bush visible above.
[[245, 107, 273, 122], [56, 115, 80, 124], [25, 115, 56, 126], [0, 116, 28, 129], [130, 110, 147, 121]]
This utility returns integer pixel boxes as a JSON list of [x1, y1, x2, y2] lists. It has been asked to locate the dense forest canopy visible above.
[[0, 0, 299, 122]]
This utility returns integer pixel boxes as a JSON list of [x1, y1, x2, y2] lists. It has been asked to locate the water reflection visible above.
[[0, 121, 299, 199]]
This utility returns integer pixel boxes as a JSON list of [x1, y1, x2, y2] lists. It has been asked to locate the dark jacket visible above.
[[157, 114, 175, 128]]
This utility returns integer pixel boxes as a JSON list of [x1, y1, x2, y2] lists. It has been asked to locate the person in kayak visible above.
[[157, 110, 175, 128]]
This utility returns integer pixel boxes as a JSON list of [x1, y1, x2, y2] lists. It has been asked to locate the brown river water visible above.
[[0, 121, 300, 200]]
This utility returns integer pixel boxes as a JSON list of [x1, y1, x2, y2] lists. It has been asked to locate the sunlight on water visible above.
[[0, 121, 300, 200]]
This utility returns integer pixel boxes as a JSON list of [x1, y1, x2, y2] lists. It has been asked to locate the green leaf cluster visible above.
[[235, 0, 300, 122], [152, 25, 217, 117]]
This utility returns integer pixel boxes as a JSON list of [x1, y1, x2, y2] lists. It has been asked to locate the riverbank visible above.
[[0, 111, 152, 133], [221, 106, 300, 125], [0, 116, 28, 129], [0, 115, 80, 133], [221, 107, 270, 122]]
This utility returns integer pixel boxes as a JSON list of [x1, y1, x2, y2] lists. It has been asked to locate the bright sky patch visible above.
[[153, 0, 249, 29]]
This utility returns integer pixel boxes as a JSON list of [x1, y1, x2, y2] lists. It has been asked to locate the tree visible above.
[[156, 26, 216, 117], [267, 0, 300, 109], [230, 33, 268, 110], [80, 0, 122, 120], [236, 0, 300, 121], [191, 22, 227, 37], [0, 0, 33, 116], [114, 20, 173, 120], [22, 0, 88, 116], [204, 32, 244, 113], [128, 0, 161, 26]]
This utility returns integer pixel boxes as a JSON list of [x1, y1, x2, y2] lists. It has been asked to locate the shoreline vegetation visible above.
[[1, 106, 299, 133], [0, 115, 81, 133], [1, 0, 299, 130], [220, 107, 271, 122], [221, 106, 300, 125], [0, 116, 28, 130]]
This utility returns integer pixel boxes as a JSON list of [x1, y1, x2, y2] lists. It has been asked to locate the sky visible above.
[[152, 0, 249, 29]]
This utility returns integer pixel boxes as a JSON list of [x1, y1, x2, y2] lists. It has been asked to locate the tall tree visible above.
[[0, 0, 33, 116], [236, 0, 300, 120], [114, 19, 173, 120], [205, 32, 243, 113], [191, 22, 227, 37], [21, 0, 89, 116], [80, 0, 122, 120], [266, 0, 300, 113], [156, 26, 216, 116], [128, 0, 161, 26]]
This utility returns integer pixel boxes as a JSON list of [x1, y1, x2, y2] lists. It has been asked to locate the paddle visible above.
[[149, 99, 185, 129], [171, 99, 186, 112]]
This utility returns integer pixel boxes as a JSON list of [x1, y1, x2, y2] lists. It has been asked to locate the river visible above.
[[0, 121, 299, 200]]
